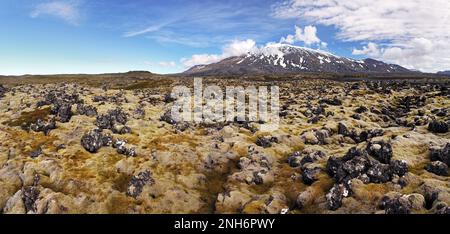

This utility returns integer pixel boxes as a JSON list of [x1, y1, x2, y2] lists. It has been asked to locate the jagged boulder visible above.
[[126, 170, 155, 198], [0, 84, 7, 98], [113, 139, 137, 157], [30, 118, 56, 135], [428, 120, 449, 133], [426, 161, 449, 176], [326, 183, 350, 211], [76, 104, 97, 116], [430, 144, 450, 166], [160, 110, 177, 125], [301, 167, 321, 185], [81, 129, 104, 153], [256, 137, 278, 148], [319, 97, 342, 106], [366, 141, 393, 164], [52, 103, 73, 123]]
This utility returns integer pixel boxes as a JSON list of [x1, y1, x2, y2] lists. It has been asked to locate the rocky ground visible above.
[[0, 76, 449, 214]]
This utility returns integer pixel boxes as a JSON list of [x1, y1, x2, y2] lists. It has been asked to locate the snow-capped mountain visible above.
[[183, 44, 412, 75]]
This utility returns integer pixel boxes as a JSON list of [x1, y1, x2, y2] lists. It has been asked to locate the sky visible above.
[[1, 0, 449, 75]]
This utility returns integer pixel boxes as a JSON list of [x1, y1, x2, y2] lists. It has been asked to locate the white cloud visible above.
[[272, 0, 450, 72], [352, 39, 449, 71], [222, 39, 257, 57], [124, 25, 165, 38], [144, 61, 177, 68], [157, 61, 177, 68], [280, 25, 321, 46], [123, 20, 177, 38], [352, 42, 381, 57], [30, 0, 81, 25], [181, 39, 257, 67], [280, 34, 295, 44]]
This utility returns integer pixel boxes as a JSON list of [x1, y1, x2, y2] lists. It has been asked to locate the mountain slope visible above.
[[184, 44, 412, 76], [437, 70, 450, 76]]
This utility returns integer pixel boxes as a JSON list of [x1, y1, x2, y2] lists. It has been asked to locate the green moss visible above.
[[3, 107, 51, 128], [122, 80, 173, 90]]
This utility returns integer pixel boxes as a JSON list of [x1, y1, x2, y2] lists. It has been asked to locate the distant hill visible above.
[[183, 44, 413, 76], [437, 70, 450, 76]]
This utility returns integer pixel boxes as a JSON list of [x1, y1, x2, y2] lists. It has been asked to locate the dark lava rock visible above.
[[241, 121, 257, 133], [370, 107, 381, 114], [117, 146, 137, 157], [340, 127, 379, 143], [300, 151, 326, 168], [0, 84, 6, 92], [113, 139, 137, 157], [0, 84, 7, 98], [384, 196, 411, 214], [134, 107, 146, 119], [311, 105, 326, 116], [81, 129, 104, 153], [287, 151, 302, 167], [126, 170, 155, 198], [164, 93, 176, 103], [341, 155, 371, 182], [436, 204, 450, 214], [326, 156, 344, 177], [367, 129, 385, 139], [252, 170, 269, 185], [112, 125, 132, 134], [30, 147, 42, 158], [308, 116, 321, 124], [302, 167, 321, 185], [36, 91, 80, 124], [92, 96, 108, 103], [256, 137, 271, 148], [367, 162, 392, 183], [279, 111, 288, 117], [39, 91, 81, 108], [256, 137, 278, 148], [350, 83, 360, 90], [428, 120, 449, 133], [430, 144, 450, 166], [366, 141, 393, 164], [399, 95, 426, 110], [96, 108, 128, 131], [337, 122, 349, 136], [101, 134, 113, 147], [389, 160, 408, 177], [160, 110, 177, 125], [319, 97, 342, 106], [119, 126, 132, 134], [52, 103, 73, 123], [342, 147, 366, 161], [107, 108, 128, 125], [355, 106, 368, 114], [351, 114, 361, 120], [326, 183, 350, 211], [77, 104, 98, 116], [56, 144, 66, 150], [426, 161, 449, 176], [22, 186, 39, 213], [117, 145, 137, 157], [174, 122, 190, 132], [327, 146, 405, 185], [96, 115, 111, 129], [436, 109, 447, 117], [30, 118, 56, 135]]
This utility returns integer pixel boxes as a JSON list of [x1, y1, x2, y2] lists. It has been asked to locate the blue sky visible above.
[[1, 0, 449, 75]]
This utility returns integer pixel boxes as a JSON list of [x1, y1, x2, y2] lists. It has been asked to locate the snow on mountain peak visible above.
[[184, 43, 412, 75]]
